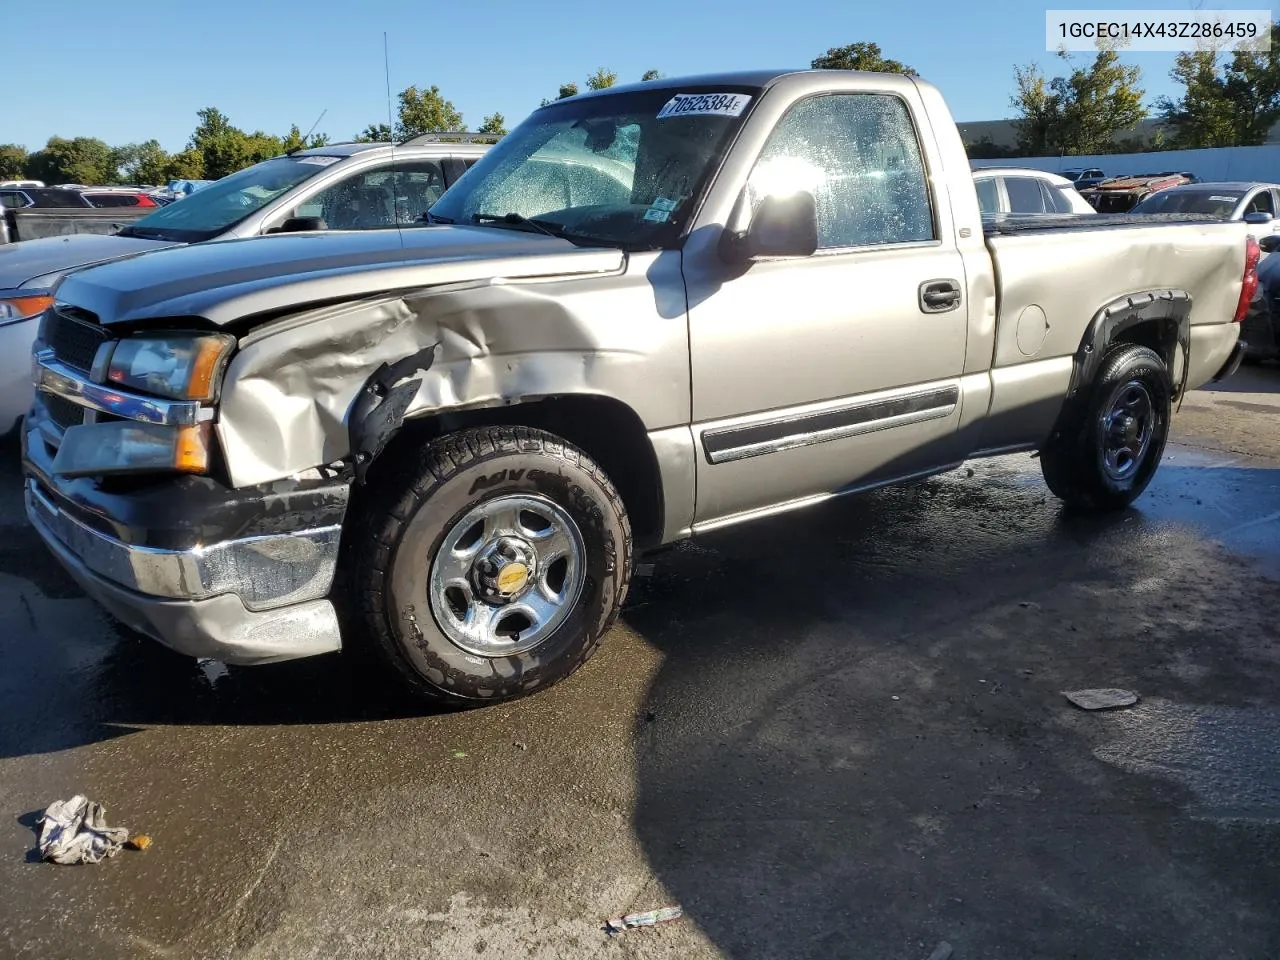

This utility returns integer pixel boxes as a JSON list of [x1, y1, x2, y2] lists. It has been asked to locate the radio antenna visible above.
[[383, 32, 395, 136], [302, 108, 327, 145], [383, 31, 404, 247]]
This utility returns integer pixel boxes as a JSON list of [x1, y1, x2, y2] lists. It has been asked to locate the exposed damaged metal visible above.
[[215, 259, 691, 489], [349, 343, 439, 485]]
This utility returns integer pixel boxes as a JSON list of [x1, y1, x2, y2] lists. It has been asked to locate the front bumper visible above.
[[23, 419, 351, 665]]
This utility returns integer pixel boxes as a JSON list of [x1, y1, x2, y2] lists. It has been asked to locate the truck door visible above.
[[683, 88, 971, 527]]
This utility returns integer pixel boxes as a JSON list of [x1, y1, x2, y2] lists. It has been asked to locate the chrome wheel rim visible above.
[[1099, 379, 1155, 481], [428, 494, 586, 657]]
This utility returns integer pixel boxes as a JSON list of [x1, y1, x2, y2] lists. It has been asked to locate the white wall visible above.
[[970, 144, 1280, 182]]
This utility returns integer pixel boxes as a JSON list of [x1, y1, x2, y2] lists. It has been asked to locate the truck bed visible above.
[[972, 211, 1247, 454]]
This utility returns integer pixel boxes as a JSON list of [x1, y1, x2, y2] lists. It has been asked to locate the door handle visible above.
[[919, 279, 962, 313]]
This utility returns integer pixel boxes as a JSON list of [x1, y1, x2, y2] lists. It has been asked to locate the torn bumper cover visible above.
[[23, 433, 350, 665]]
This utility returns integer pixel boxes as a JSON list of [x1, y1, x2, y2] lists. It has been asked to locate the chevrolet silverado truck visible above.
[[22, 69, 1253, 706]]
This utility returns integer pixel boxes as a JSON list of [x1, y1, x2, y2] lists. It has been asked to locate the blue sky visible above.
[[9, 0, 1200, 151]]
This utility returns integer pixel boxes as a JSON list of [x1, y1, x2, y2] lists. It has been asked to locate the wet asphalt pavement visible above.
[[1, 369, 1279, 960]]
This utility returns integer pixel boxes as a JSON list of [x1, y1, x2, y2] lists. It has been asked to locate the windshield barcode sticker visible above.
[[296, 156, 341, 166], [643, 197, 679, 222], [657, 93, 752, 119]]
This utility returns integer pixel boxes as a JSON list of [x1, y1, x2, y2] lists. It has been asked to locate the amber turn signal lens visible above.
[[187, 338, 232, 402], [0, 294, 54, 321], [174, 424, 211, 473]]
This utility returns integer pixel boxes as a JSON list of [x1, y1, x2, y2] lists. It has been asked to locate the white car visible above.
[[1129, 181, 1280, 231], [973, 167, 1097, 216]]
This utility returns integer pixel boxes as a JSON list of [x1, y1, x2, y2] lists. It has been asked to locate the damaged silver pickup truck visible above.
[[23, 69, 1253, 705]]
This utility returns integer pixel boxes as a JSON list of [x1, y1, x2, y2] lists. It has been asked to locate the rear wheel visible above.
[[1039, 344, 1171, 511], [350, 426, 632, 706]]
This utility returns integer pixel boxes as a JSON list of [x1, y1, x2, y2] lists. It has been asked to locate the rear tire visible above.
[[349, 426, 632, 706], [1039, 344, 1171, 511]]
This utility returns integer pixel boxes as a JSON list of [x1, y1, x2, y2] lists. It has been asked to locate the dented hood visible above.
[[54, 226, 626, 327]]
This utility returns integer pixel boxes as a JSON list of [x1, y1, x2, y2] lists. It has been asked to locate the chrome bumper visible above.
[[25, 479, 340, 611], [24, 479, 344, 664]]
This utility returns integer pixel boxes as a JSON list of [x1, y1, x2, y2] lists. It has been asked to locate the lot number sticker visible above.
[[657, 93, 752, 119]]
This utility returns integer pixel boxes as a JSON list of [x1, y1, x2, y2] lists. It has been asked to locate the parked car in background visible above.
[[973, 167, 1096, 215], [1243, 235, 1280, 362], [0, 188, 93, 209], [21, 69, 1251, 704], [1129, 181, 1280, 233], [1063, 167, 1106, 190], [0, 180, 45, 189], [1079, 173, 1194, 212], [1, 197, 154, 248], [0, 136, 491, 435], [79, 190, 161, 209]]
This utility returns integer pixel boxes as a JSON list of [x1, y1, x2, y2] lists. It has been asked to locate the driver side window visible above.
[[288, 161, 447, 230], [747, 93, 935, 249]]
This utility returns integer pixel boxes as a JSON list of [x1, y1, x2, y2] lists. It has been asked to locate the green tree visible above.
[[278, 124, 329, 152], [1010, 64, 1059, 154], [641, 69, 663, 81], [0, 144, 28, 180], [199, 129, 281, 179], [114, 140, 171, 185], [811, 42, 915, 75], [162, 148, 205, 181], [25, 137, 117, 185], [280, 124, 307, 152], [1158, 24, 1280, 147], [186, 107, 284, 179], [478, 112, 508, 138], [356, 123, 393, 143], [540, 81, 581, 108], [1011, 44, 1146, 154], [585, 67, 617, 90], [189, 107, 235, 149], [396, 85, 464, 138]]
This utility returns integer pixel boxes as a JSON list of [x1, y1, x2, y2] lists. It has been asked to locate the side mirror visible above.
[[268, 215, 327, 234], [1244, 211, 1274, 225], [1259, 234, 1280, 253], [722, 192, 818, 262]]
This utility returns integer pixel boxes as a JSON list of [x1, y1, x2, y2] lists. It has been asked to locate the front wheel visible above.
[[1039, 344, 1172, 511], [350, 426, 632, 706]]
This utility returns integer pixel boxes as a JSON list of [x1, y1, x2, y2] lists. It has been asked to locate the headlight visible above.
[[0, 293, 53, 326], [52, 422, 212, 477], [106, 334, 235, 402]]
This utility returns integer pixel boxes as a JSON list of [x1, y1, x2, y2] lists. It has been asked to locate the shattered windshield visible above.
[[118, 155, 336, 243], [429, 86, 759, 248]]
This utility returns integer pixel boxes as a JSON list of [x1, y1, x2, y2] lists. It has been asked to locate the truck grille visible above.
[[43, 393, 86, 431], [45, 308, 106, 373]]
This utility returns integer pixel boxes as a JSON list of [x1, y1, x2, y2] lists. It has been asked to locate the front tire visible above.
[[350, 426, 632, 706], [1039, 344, 1171, 511]]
